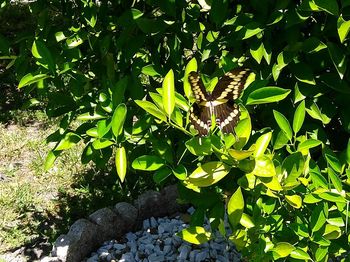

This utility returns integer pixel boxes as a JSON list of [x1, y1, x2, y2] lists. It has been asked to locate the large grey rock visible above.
[[113, 202, 138, 232], [134, 190, 163, 220], [52, 219, 98, 262], [89, 207, 125, 241]]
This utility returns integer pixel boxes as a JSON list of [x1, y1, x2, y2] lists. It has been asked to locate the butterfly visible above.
[[188, 68, 251, 136]]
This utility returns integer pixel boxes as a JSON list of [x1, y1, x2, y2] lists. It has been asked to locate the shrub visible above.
[[1, 0, 350, 260]]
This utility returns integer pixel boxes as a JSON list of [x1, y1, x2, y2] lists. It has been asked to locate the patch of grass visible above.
[[0, 109, 157, 255]]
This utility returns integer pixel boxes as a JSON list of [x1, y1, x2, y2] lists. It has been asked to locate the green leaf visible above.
[[153, 166, 172, 184], [238, 22, 263, 40], [32, 40, 55, 72], [282, 152, 305, 185], [290, 248, 311, 260], [184, 58, 198, 98], [177, 226, 211, 245], [293, 101, 305, 134], [272, 242, 295, 258], [314, 0, 339, 16], [254, 132, 272, 158], [210, 0, 228, 25], [111, 103, 127, 138], [228, 147, 255, 160], [285, 195, 302, 209], [310, 203, 327, 233], [56, 132, 81, 150], [151, 138, 173, 164], [234, 105, 252, 149], [162, 69, 175, 117], [111, 77, 128, 107], [252, 156, 276, 177], [131, 155, 165, 171], [92, 139, 114, 150], [186, 137, 212, 156], [135, 100, 167, 122], [273, 131, 289, 150], [315, 246, 328, 261], [240, 213, 255, 229], [250, 42, 264, 64], [328, 42, 347, 79], [44, 150, 60, 171], [337, 15, 350, 43], [187, 162, 231, 187], [324, 147, 342, 173], [115, 146, 127, 182], [156, 88, 190, 112], [273, 110, 293, 141], [306, 102, 331, 124], [247, 87, 291, 105], [227, 187, 244, 227], [318, 191, 346, 203], [291, 62, 316, 85], [142, 64, 160, 77], [66, 35, 84, 48], [18, 73, 51, 88], [298, 139, 322, 152], [309, 161, 328, 189], [173, 165, 187, 180], [328, 168, 342, 193], [77, 111, 107, 121]]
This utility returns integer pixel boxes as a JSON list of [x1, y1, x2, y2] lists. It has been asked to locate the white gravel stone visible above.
[[85, 211, 242, 262]]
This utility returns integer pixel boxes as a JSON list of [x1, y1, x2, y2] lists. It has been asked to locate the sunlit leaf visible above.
[[228, 187, 244, 227], [115, 146, 127, 182], [178, 226, 211, 245]]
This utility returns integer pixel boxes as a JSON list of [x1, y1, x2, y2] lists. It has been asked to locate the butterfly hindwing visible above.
[[213, 101, 241, 135], [188, 71, 208, 103], [211, 68, 251, 101], [189, 103, 211, 136]]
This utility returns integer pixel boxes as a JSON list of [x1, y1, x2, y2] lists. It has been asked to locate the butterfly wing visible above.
[[188, 71, 208, 103], [211, 68, 251, 101], [213, 101, 241, 135], [189, 103, 211, 136]]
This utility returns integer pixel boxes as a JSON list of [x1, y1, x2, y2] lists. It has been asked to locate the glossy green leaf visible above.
[[328, 42, 347, 79], [290, 248, 311, 260], [77, 111, 107, 121], [153, 166, 172, 184], [282, 152, 304, 185], [32, 40, 55, 72], [247, 87, 291, 105], [273, 131, 289, 150], [92, 139, 114, 150], [315, 246, 328, 261], [240, 213, 255, 229], [186, 137, 212, 156], [44, 150, 60, 171], [135, 100, 167, 122], [309, 161, 328, 189], [324, 147, 342, 173], [115, 146, 127, 182], [285, 195, 302, 209], [291, 62, 316, 85], [18, 73, 50, 88], [310, 203, 327, 233], [228, 147, 255, 160], [156, 88, 190, 111], [328, 168, 342, 193], [173, 164, 187, 180], [254, 132, 272, 158], [252, 156, 276, 177], [187, 162, 231, 187], [298, 139, 322, 152], [184, 58, 198, 98], [56, 132, 81, 150], [142, 64, 160, 77], [273, 110, 292, 141], [162, 69, 175, 117], [293, 100, 305, 134], [228, 187, 244, 227], [111, 103, 127, 138], [337, 15, 350, 43], [318, 191, 346, 203], [177, 226, 211, 245], [314, 0, 339, 16], [131, 155, 164, 171], [250, 42, 264, 64], [260, 176, 283, 191], [306, 102, 331, 124], [272, 242, 295, 258]]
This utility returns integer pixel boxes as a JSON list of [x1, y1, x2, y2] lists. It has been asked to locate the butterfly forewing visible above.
[[188, 72, 208, 103], [211, 68, 251, 101]]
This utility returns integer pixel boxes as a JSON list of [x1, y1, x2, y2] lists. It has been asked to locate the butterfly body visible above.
[[188, 68, 251, 136]]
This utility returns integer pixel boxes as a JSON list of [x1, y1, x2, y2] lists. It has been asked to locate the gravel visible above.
[[84, 208, 241, 262]]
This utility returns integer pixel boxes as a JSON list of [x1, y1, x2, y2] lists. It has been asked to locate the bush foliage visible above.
[[2, 0, 350, 260]]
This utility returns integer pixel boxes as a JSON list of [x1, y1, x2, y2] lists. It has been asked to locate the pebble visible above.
[[85, 210, 241, 262]]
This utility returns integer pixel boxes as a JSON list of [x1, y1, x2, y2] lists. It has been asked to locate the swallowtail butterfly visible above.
[[188, 68, 251, 136]]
